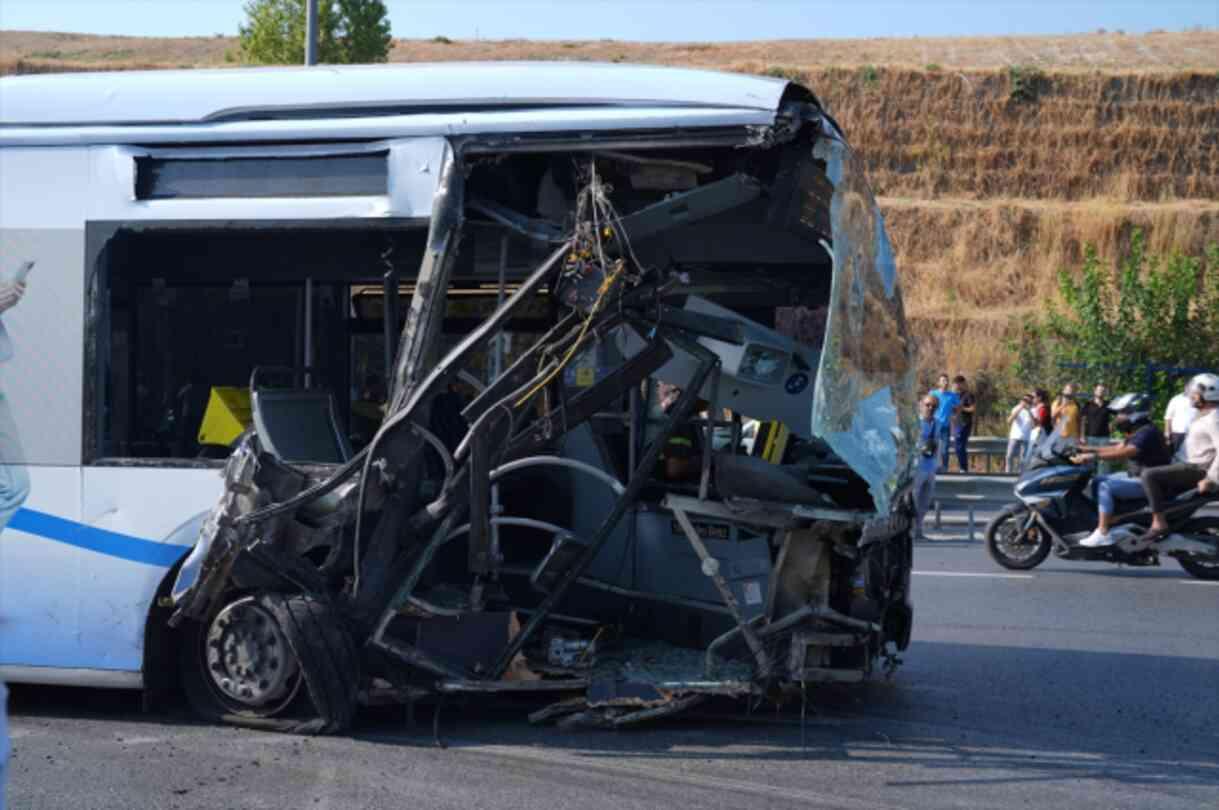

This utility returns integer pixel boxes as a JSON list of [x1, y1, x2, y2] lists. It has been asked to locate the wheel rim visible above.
[[204, 596, 302, 711], [994, 512, 1044, 562]]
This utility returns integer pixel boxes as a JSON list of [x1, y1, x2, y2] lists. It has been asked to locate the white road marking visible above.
[[912, 570, 1034, 579], [1181, 579, 1219, 586], [465, 744, 900, 810]]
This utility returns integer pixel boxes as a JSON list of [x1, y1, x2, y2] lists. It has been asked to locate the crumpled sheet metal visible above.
[[810, 136, 918, 515]]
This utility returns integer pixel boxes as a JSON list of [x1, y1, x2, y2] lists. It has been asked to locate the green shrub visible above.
[[1011, 231, 1219, 415], [1008, 64, 1046, 103]]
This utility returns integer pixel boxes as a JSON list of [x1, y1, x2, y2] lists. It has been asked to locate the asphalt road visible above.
[[6, 534, 1219, 810]]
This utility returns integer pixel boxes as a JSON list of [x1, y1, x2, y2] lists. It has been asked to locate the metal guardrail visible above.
[[962, 435, 1121, 475], [931, 475, 1015, 540], [964, 436, 1010, 474]]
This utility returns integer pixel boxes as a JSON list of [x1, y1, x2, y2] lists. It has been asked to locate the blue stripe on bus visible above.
[[7, 508, 188, 568]]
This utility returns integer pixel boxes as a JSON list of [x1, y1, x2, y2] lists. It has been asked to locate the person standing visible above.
[[1024, 388, 1053, 465], [0, 276, 31, 535], [929, 373, 960, 472], [913, 394, 941, 539], [1081, 384, 1112, 472], [1163, 380, 1198, 456], [1141, 373, 1219, 540], [1052, 382, 1083, 441], [1005, 394, 1035, 473], [952, 375, 975, 472]]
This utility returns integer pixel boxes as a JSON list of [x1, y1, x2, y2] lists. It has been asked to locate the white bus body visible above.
[[0, 63, 790, 689]]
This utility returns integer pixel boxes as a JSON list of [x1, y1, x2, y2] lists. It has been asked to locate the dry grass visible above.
[[886, 198, 1219, 380], [806, 68, 1219, 201], [3, 28, 1219, 73]]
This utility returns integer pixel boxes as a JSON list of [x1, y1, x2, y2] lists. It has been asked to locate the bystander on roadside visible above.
[[1005, 394, 1035, 473], [1082, 383, 1112, 473], [1053, 382, 1082, 441], [914, 394, 940, 539], [952, 376, 975, 472], [1025, 388, 1053, 463], [929, 373, 960, 472]]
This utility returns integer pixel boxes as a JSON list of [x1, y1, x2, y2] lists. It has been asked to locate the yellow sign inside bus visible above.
[[197, 386, 253, 447]]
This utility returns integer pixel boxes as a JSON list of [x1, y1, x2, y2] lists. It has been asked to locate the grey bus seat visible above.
[[252, 388, 353, 464]]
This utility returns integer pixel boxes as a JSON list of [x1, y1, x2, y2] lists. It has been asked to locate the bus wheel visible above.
[[180, 592, 359, 733]]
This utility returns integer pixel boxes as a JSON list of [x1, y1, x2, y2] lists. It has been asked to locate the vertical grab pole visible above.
[[492, 233, 509, 382], [305, 0, 319, 66], [304, 277, 314, 388]]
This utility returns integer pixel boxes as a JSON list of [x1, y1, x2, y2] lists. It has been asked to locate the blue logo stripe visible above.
[[7, 508, 188, 568]]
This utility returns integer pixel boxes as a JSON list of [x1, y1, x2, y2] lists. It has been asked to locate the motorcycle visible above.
[[985, 428, 1219, 579]]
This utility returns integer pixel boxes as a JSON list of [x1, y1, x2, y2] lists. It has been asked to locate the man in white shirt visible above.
[[1142, 374, 1219, 540], [0, 279, 31, 534], [1164, 381, 1198, 456], [1005, 394, 1035, 473]]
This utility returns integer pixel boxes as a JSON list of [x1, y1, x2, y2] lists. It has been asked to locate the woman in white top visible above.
[[1005, 394, 1035, 473]]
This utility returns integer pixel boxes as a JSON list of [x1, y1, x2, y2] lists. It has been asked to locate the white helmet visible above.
[[1189, 373, 1219, 403]]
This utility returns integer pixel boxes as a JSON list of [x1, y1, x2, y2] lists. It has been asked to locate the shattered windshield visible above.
[[810, 137, 918, 514]]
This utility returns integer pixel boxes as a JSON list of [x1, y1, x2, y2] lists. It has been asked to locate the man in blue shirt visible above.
[[913, 394, 941, 539], [928, 373, 960, 472]]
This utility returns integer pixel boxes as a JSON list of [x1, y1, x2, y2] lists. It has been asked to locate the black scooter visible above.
[[985, 430, 1219, 579]]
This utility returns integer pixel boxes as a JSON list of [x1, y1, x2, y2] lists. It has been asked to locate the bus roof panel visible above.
[[0, 62, 790, 127]]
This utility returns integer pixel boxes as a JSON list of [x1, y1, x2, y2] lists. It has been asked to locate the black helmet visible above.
[[1108, 392, 1151, 428]]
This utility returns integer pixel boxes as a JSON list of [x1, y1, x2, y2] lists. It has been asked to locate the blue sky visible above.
[[0, 1, 1215, 40]]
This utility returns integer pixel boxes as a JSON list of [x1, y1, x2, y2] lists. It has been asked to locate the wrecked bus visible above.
[[0, 63, 917, 731]]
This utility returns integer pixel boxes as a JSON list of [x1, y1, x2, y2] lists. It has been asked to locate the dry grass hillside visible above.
[[3, 28, 1218, 407], [3, 29, 1218, 73]]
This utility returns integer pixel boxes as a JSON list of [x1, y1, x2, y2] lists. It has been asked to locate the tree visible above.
[[1011, 230, 1219, 413], [239, 0, 392, 65]]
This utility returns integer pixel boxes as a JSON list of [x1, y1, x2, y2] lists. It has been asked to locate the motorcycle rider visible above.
[[1071, 393, 1172, 547], [1141, 373, 1219, 541]]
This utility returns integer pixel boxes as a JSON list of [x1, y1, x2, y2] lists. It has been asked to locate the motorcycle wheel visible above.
[[985, 504, 1051, 570], [1177, 517, 1219, 581]]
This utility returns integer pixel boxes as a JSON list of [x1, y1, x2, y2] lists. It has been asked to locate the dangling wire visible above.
[[513, 159, 635, 408]]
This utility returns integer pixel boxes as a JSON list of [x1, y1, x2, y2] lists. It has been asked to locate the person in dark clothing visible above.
[[913, 394, 940, 538], [1081, 384, 1112, 472], [952, 376, 975, 472], [1071, 393, 1171, 547], [1081, 384, 1111, 442]]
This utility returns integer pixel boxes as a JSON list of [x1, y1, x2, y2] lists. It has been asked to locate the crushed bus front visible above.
[[169, 85, 918, 734]]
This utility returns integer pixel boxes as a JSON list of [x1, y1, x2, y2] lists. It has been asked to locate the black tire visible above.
[[1177, 517, 1219, 581], [985, 505, 1051, 570], [180, 592, 360, 734]]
